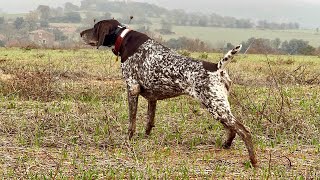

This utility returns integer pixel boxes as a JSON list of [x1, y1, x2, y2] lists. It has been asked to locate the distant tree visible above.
[[64, 12, 82, 23], [271, 38, 281, 49], [40, 20, 49, 28], [170, 9, 187, 25], [101, 12, 112, 20], [14, 17, 25, 29], [159, 19, 173, 34], [64, 2, 80, 12], [226, 43, 235, 50], [0, 17, 4, 24], [281, 39, 315, 55], [240, 37, 281, 54], [300, 45, 316, 55], [51, 29, 68, 41], [209, 13, 223, 27], [37, 5, 51, 20], [235, 19, 253, 28], [82, 11, 96, 25], [165, 36, 211, 52], [50, 7, 64, 17], [0, 40, 5, 47], [198, 15, 208, 27], [25, 11, 39, 31]]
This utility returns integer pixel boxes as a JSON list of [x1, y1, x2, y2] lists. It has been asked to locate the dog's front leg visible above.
[[145, 100, 157, 135], [128, 92, 138, 140], [127, 83, 141, 140]]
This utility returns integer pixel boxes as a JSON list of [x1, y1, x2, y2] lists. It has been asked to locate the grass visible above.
[[0, 47, 320, 178]]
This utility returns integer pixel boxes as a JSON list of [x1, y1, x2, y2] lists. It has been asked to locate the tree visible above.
[[281, 39, 315, 55], [159, 19, 173, 34], [51, 29, 68, 41], [25, 11, 39, 31], [40, 20, 49, 28], [0, 40, 5, 47], [64, 2, 80, 12], [37, 5, 51, 21], [198, 15, 208, 27], [64, 12, 81, 23], [0, 17, 4, 24], [271, 38, 281, 49], [14, 17, 25, 29]]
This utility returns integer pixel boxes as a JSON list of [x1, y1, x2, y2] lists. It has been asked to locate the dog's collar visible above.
[[112, 27, 131, 56]]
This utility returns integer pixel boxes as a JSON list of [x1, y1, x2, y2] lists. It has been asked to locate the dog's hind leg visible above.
[[222, 128, 236, 149], [145, 100, 157, 135], [193, 88, 258, 166]]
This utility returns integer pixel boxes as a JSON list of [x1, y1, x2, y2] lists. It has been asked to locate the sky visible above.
[[0, 0, 82, 13], [1, 0, 320, 13], [0, 0, 319, 28]]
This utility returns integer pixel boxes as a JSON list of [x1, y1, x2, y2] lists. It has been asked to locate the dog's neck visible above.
[[112, 27, 131, 57], [114, 30, 150, 63]]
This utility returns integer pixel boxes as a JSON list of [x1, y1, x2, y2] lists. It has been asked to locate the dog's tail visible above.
[[217, 44, 242, 69]]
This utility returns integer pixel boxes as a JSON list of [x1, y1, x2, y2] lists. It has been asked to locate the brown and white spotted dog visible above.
[[80, 19, 258, 166]]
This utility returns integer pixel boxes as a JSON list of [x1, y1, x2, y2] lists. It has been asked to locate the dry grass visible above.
[[0, 48, 319, 178]]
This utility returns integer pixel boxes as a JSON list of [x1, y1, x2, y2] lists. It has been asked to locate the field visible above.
[[167, 26, 320, 48], [137, 18, 320, 47], [0, 47, 320, 179]]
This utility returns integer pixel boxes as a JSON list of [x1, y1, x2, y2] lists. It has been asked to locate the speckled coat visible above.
[[122, 39, 231, 117], [80, 20, 257, 166]]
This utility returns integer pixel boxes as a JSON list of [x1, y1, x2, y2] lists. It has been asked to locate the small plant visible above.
[[199, 52, 208, 59], [178, 50, 191, 57]]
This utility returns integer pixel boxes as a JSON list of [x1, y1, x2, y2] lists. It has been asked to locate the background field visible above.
[[0, 47, 319, 178], [132, 20, 320, 48], [166, 26, 320, 48]]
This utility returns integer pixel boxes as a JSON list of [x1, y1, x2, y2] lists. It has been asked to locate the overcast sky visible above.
[[1, 0, 319, 28], [0, 0, 82, 13], [1, 0, 320, 13]]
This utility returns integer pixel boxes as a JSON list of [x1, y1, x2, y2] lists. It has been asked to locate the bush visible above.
[[2, 68, 57, 101], [0, 40, 5, 47], [198, 52, 208, 59]]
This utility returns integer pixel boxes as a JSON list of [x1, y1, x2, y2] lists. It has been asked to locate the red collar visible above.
[[112, 28, 131, 56]]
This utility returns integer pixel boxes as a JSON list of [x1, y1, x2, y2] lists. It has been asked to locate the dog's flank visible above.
[[80, 20, 257, 167]]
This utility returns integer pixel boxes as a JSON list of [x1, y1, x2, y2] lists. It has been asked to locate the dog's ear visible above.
[[95, 23, 107, 49], [94, 22, 112, 49]]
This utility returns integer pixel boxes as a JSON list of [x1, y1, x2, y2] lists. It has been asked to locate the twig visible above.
[[266, 152, 272, 180], [265, 54, 285, 122], [281, 155, 292, 168]]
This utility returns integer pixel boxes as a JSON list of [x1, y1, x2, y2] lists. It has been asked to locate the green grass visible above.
[[0, 47, 319, 178]]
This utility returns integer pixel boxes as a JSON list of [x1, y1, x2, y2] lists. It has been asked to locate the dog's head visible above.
[[80, 19, 122, 48]]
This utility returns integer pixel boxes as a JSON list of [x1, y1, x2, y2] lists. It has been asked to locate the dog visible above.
[[80, 19, 257, 166]]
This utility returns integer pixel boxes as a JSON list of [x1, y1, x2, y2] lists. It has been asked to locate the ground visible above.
[[0, 48, 319, 178]]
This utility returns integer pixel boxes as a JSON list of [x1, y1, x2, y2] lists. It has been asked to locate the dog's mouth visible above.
[[80, 29, 98, 47], [87, 41, 98, 46]]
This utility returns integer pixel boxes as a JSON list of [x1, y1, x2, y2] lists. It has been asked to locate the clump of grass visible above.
[[178, 50, 191, 57], [198, 52, 208, 59], [2, 68, 57, 101]]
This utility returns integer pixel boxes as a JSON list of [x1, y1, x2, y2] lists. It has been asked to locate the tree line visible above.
[[161, 36, 319, 56]]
